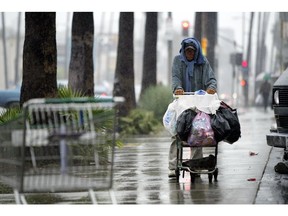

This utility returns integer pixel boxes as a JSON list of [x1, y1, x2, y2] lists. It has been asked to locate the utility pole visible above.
[[244, 12, 254, 106]]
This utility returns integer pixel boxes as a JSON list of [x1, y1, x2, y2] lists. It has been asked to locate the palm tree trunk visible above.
[[21, 12, 57, 106], [113, 12, 136, 117], [140, 12, 158, 100], [68, 12, 94, 97]]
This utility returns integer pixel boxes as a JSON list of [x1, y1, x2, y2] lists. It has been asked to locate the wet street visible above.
[[1, 106, 288, 205]]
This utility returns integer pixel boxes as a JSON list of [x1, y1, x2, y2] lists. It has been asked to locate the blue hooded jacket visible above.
[[172, 37, 217, 93]]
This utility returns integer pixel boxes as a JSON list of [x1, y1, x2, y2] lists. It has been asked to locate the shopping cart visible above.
[[0, 97, 123, 204], [173, 93, 220, 183]]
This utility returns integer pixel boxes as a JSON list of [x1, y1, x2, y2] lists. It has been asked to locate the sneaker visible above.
[[168, 170, 176, 178], [274, 162, 288, 174]]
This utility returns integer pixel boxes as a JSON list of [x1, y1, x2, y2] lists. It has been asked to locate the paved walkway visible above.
[[112, 107, 277, 204]]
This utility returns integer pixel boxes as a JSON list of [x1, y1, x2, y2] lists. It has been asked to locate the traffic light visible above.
[[241, 60, 248, 68], [240, 79, 247, 87], [201, 37, 208, 56], [235, 53, 243, 66], [182, 21, 190, 36], [241, 60, 248, 75]]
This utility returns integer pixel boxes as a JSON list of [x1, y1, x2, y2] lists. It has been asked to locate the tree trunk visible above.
[[69, 12, 94, 97], [205, 12, 217, 72], [194, 12, 217, 75], [21, 12, 57, 106], [140, 12, 158, 100], [113, 12, 136, 117], [194, 12, 202, 41]]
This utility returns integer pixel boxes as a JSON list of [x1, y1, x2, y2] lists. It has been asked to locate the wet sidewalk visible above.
[[112, 106, 284, 204], [1, 106, 287, 204]]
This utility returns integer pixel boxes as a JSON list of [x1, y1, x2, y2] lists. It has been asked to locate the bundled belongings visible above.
[[187, 111, 216, 147], [176, 109, 197, 142], [163, 100, 177, 136], [210, 112, 231, 142], [163, 92, 220, 137], [163, 92, 240, 145], [210, 101, 241, 144]]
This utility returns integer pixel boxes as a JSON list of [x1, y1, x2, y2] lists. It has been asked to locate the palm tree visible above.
[[206, 12, 217, 71], [68, 12, 94, 97], [113, 12, 136, 117], [20, 12, 57, 106], [194, 12, 217, 71], [140, 12, 158, 101], [194, 12, 202, 40]]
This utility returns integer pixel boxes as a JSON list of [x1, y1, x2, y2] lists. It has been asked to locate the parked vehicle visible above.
[[0, 88, 20, 108], [266, 67, 288, 161], [0, 80, 113, 109]]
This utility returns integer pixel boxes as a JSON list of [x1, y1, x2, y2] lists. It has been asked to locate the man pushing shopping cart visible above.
[[167, 37, 217, 178]]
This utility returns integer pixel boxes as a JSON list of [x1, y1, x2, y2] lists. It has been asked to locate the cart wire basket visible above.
[[0, 97, 123, 204]]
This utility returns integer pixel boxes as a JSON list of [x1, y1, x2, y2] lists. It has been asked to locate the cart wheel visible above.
[[213, 168, 218, 182], [208, 173, 213, 183], [190, 173, 195, 183]]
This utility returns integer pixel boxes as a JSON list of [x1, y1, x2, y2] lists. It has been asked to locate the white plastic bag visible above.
[[163, 100, 177, 136], [174, 93, 221, 115], [187, 111, 216, 147]]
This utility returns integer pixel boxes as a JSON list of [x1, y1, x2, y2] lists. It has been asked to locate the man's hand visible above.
[[206, 88, 216, 94], [174, 88, 184, 95]]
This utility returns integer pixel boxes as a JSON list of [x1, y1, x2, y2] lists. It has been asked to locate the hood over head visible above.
[[184, 43, 196, 51], [179, 37, 205, 65]]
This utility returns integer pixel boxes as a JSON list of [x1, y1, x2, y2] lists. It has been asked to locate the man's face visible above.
[[185, 48, 195, 61]]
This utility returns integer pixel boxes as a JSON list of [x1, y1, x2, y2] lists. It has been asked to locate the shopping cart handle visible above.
[[173, 92, 195, 98], [183, 92, 195, 95]]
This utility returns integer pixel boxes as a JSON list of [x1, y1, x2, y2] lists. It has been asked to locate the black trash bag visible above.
[[274, 162, 288, 174], [219, 101, 241, 144], [210, 112, 231, 142], [176, 109, 197, 141]]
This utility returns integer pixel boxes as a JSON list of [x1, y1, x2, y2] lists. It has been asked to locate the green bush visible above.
[[138, 85, 173, 122], [57, 86, 85, 98], [119, 108, 161, 135], [0, 107, 21, 124]]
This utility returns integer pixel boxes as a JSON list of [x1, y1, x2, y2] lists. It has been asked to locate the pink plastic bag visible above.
[[187, 111, 216, 147]]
